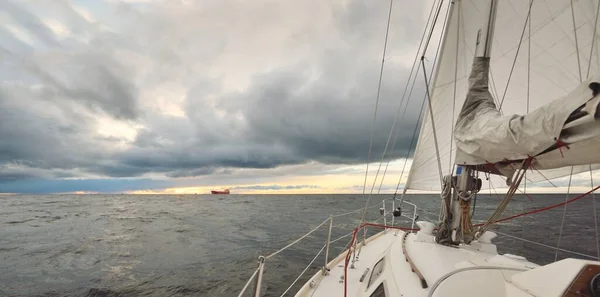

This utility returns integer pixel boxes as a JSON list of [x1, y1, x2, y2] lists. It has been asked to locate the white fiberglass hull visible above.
[[296, 222, 600, 297]]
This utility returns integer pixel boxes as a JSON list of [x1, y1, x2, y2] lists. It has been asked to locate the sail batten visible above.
[[406, 0, 600, 191]]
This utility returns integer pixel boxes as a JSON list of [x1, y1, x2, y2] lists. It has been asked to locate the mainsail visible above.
[[407, 0, 600, 191]]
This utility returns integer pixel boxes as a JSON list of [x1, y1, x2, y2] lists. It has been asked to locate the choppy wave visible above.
[[0, 193, 597, 296]]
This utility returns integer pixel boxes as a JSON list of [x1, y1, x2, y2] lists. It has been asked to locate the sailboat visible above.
[[239, 0, 600, 296]]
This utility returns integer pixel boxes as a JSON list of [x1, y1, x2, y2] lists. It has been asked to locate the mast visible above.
[[476, 0, 498, 58], [437, 0, 498, 245]]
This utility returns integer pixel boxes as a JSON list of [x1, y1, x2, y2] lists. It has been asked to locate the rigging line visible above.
[[529, 163, 559, 188], [586, 1, 600, 262], [489, 176, 494, 195], [422, 0, 446, 55], [377, 124, 400, 193], [376, 0, 442, 195], [394, 88, 427, 198], [476, 160, 531, 237], [279, 244, 326, 297], [554, 166, 574, 262], [418, 0, 454, 190], [527, 0, 532, 114], [471, 184, 600, 226], [494, 231, 598, 260], [265, 217, 329, 260], [237, 268, 259, 297], [489, 70, 503, 115], [586, 0, 600, 79], [498, 0, 534, 111], [356, 1, 397, 258], [468, 185, 600, 234], [570, 0, 583, 82], [330, 231, 354, 244], [375, 0, 443, 196], [359, 0, 443, 212], [524, 0, 532, 201], [333, 200, 385, 218], [333, 202, 378, 218], [377, 58, 429, 194], [553, 1, 583, 263], [365, 112, 403, 198], [449, 0, 460, 174], [422, 58, 444, 187], [471, 192, 478, 217], [375, 0, 437, 194], [395, 1, 451, 199], [379, 58, 426, 194], [515, 187, 535, 202], [361, 0, 394, 196], [591, 165, 600, 261], [368, 62, 422, 197]]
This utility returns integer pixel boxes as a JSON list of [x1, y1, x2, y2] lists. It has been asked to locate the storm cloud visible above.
[[0, 0, 431, 192]]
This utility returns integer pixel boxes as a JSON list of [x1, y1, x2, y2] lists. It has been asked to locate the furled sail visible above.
[[407, 0, 600, 191], [455, 57, 600, 180]]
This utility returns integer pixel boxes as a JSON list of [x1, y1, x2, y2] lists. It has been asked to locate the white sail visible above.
[[407, 0, 600, 191], [259, 2, 600, 297]]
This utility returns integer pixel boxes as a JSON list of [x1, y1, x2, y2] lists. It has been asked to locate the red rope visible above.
[[474, 184, 600, 227], [343, 228, 358, 297], [554, 137, 570, 158]]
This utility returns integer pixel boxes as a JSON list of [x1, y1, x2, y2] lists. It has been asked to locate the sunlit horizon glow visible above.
[[122, 185, 599, 195], [3, 157, 599, 194]]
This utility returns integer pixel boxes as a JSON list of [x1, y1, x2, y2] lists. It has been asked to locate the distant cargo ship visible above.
[[210, 189, 230, 195]]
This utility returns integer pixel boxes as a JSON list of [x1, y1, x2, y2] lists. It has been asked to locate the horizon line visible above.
[[0, 192, 594, 195]]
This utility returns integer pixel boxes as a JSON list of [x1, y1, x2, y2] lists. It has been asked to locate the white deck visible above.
[[295, 230, 398, 297], [294, 222, 600, 297]]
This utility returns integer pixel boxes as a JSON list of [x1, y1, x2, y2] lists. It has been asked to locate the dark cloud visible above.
[[224, 62, 425, 164], [0, 178, 171, 194], [30, 53, 139, 120], [0, 0, 430, 191], [0, 1, 139, 120], [0, 1, 62, 48], [0, 85, 107, 171], [0, 171, 37, 182]]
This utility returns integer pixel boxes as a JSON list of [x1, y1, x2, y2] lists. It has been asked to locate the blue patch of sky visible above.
[[0, 178, 172, 194]]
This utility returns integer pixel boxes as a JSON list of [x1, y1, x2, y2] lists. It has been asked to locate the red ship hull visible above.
[[211, 189, 230, 194]]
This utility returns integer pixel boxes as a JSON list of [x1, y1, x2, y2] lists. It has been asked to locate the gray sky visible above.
[[0, 0, 434, 193]]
